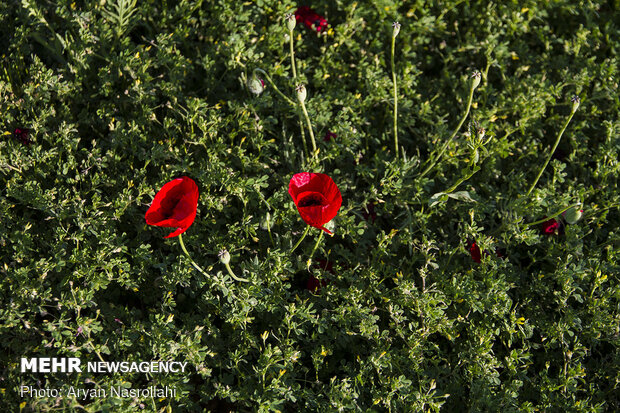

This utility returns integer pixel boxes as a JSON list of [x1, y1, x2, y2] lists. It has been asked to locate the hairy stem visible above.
[[300, 100, 317, 154], [391, 34, 398, 158], [178, 233, 210, 278], [224, 262, 249, 283], [419, 83, 476, 179], [526, 110, 578, 196], [254, 68, 295, 106], [291, 225, 310, 253]]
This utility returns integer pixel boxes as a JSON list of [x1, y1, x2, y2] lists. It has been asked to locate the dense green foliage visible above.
[[1, 0, 619, 411]]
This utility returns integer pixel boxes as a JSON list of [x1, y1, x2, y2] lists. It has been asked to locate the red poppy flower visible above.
[[14, 128, 31, 145], [145, 176, 199, 238], [541, 217, 560, 235], [323, 131, 337, 142], [295, 6, 329, 33], [289, 172, 342, 234], [468, 241, 482, 263]]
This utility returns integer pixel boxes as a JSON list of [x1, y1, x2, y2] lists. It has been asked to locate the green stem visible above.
[[224, 262, 249, 283], [444, 166, 480, 194], [178, 233, 211, 278], [300, 100, 317, 154], [289, 30, 298, 80], [286, 32, 312, 160], [291, 225, 310, 253], [307, 229, 324, 268], [254, 68, 295, 106], [525, 110, 577, 197], [299, 117, 309, 161], [391, 34, 398, 159], [266, 215, 275, 247], [521, 203, 581, 229], [419, 82, 476, 179]]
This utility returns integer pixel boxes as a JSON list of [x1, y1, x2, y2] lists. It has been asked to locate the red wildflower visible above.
[[323, 131, 337, 142], [468, 241, 482, 263], [145, 176, 199, 238], [289, 172, 342, 234], [541, 217, 560, 235], [295, 6, 329, 33], [14, 128, 31, 145], [362, 202, 377, 223]]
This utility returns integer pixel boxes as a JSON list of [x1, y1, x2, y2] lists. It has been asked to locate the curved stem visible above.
[[521, 203, 581, 229], [291, 225, 310, 253], [300, 100, 317, 155], [391, 34, 398, 158], [178, 233, 210, 278], [224, 262, 249, 283], [254, 68, 295, 106], [419, 83, 475, 179], [525, 110, 577, 197]]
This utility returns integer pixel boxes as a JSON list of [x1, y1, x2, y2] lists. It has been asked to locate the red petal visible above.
[[145, 176, 199, 238]]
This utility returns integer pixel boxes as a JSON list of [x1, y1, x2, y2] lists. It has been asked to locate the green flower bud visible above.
[[563, 207, 583, 224], [218, 249, 230, 265], [571, 96, 580, 113], [260, 211, 273, 230], [296, 84, 307, 103], [471, 71, 482, 90], [247, 73, 265, 95], [392, 21, 401, 37], [286, 13, 296, 31]]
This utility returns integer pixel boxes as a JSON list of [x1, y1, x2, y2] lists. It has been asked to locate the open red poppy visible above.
[[289, 172, 342, 234], [295, 6, 329, 33], [145, 176, 199, 238]]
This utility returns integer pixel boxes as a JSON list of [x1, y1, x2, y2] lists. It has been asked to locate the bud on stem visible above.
[[296, 84, 307, 103], [571, 96, 580, 114], [286, 13, 296, 31], [392, 21, 401, 37], [247, 73, 265, 95], [218, 249, 230, 265], [471, 71, 482, 90]]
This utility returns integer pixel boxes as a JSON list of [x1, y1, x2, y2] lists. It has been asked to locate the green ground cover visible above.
[[1, 0, 619, 411]]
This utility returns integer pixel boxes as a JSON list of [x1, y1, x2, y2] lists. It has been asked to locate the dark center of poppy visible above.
[[160, 194, 183, 218], [298, 193, 325, 207]]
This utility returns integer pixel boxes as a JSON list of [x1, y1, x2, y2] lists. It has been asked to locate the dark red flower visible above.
[[295, 6, 329, 33], [468, 241, 482, 263], [362, 202, 377, 223], [307, 275, 328, 293], [289, 172, 342, 234], [145, 176, 199, 238], [323, 131, 337, 142], [541, 217, 560, 235], [14, 128, 31, 145]]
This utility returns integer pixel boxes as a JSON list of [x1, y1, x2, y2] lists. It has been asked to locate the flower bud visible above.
[[286, 13, 296, 31], [218, 249, 230, 265], [471, 71, 482, 90], [260, 211, 273, 230], [296, 84, 307, 103], [392, 21, 401, 37], [562, 207, 583, 224], [571, 95, 580, 113], [247, 73, 265, 95]]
